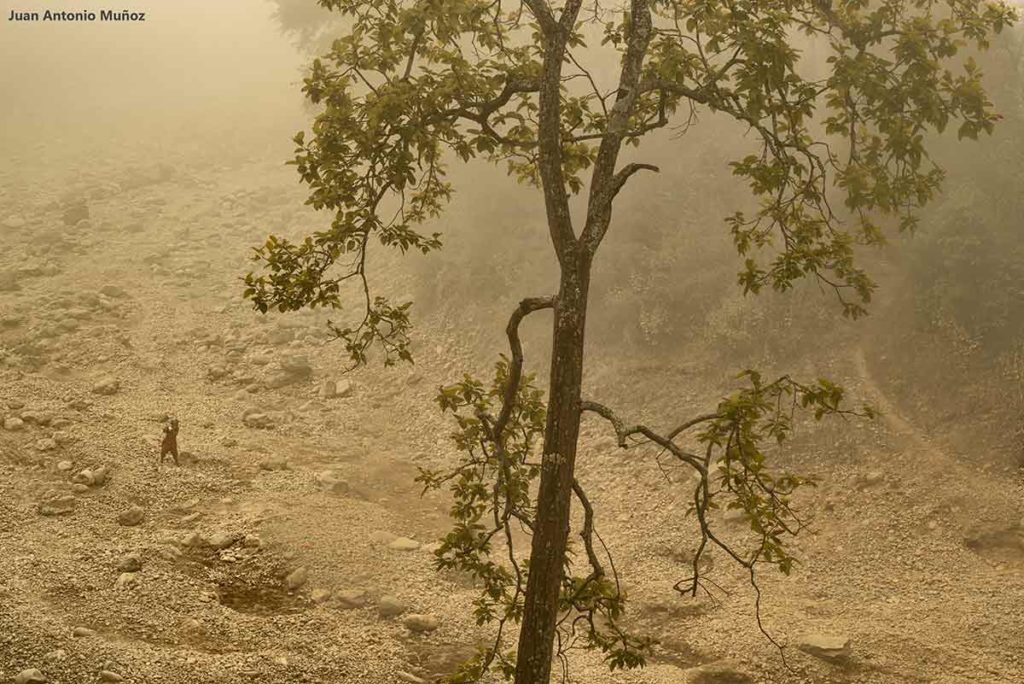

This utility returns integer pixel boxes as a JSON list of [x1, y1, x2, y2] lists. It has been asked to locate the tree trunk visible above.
[[515, 249, 591, 684]]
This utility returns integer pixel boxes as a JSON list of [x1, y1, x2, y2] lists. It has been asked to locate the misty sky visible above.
[[0, 0, 305, 144]]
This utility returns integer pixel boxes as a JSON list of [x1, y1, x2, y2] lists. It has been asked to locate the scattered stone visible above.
[[856, 470, 884, 489], [311, 588, 333, 603], [99, 285, 129, 299], [319, 379, 337, 399], [35, 438, 58, 452], [797, 633, 852, 663], [115, 572, 138, 590], [91, 377, 120, 396], [56, 460, 73, 471], [207, 365, 229, 381], [243, 412, 273, 429], [378, 595, 407, 618], [70, 484, 90, 494], [685, 660, 755, 683], [259, 456, 289, 471], [2, 215, 26, 229], [388, 537, 421, 552], [204, 531, 239, 550], [98, 670, 124, 682], [335, 378, 353, 398], [14, 669, 47, 684], [117, 553, 142, 572], [315, 470, 350, 494], [370, 530, 399, 545], [403, 614, 440, 633], [91, 465, 109, 486], [335, 589, 368, 608], [72, 627, 97, 637], [38, 494, 75, 516], [396, 672, 427, 684], [20, 410, 53, 426], [3, 416, 26, 431], [72, 469, 95, 486], [284, 566, 309, 591], [117, 505, 145, 527]]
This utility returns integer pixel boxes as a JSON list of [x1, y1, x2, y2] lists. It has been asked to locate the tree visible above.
[[243, 1, 1017, 681]]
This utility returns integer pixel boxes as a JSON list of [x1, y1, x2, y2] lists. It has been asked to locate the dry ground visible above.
[[1, 146, 1023, 684]]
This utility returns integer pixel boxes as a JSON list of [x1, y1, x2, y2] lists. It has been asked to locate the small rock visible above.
[[797, 633, 852, 663], [204, 531, 239, 550], [319, 379, 337, 399], [388, 537, 421, 552], [38, 494, 75, 516], [3, 416, 26, 431], [99, 285, 128, 299], [685, 660, 755, 683], [35, 438, 58, 452], [117, 505, 145, 527], [117, 553, 142, 572], [284, 566, 309, 591], [378, 595, 407, 618], [56, 460, 73, 472], [311, 588, 332, 603], [115, 572, 138, 590], [14, 669, 47, 684], [243, 412, 273, 429], [315, 470, 350, 494], [72, 626, 97, 637], [91, 377, 120, 396], [335, 589, 368, 608], [259, 456, 289, 471], [91, 465, 109, 486], [396, 672, 427, 683], [856, 470, 884, 489], [98, 671, 124, 682], [403, 614, 440, 633], [72, 469, 95, 486], [70, 483, 90, 494], [335, 378, 353, 398]]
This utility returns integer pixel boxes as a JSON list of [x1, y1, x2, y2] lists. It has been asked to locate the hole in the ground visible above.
[[216, 579, 307, 616]]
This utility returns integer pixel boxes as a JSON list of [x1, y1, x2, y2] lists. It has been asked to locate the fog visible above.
[[1, 3, 1023, 683]]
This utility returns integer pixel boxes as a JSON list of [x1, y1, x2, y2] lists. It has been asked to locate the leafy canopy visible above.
[[245, 0, 1016, 340]]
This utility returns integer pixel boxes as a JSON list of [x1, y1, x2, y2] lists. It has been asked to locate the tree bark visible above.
[[514, 247, 591, 684]]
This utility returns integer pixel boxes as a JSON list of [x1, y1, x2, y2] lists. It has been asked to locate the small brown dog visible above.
[[159, 418, 180, 468]]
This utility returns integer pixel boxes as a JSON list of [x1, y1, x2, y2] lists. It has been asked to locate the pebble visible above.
[[38, 494, 75, 516], [797, 633, 852, 662], [284, 566, 308, 591], [117, 505, 145, 527], [91, 377, 120, 396], [98, 671, 125, 682], [3, 416, 26, 431], [14, 669, 47, 684], [402, 614, 440, 633], [259, 457, 289, 471], [378, 595, 407, 618], [335, 589, 368, 608], [72, 626, 97, 637], [117, 553, 142, 572], [388, 537, 421, 551]]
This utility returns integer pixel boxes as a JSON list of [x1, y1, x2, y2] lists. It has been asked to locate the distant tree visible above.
[[244, 1, 1016, 681]]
